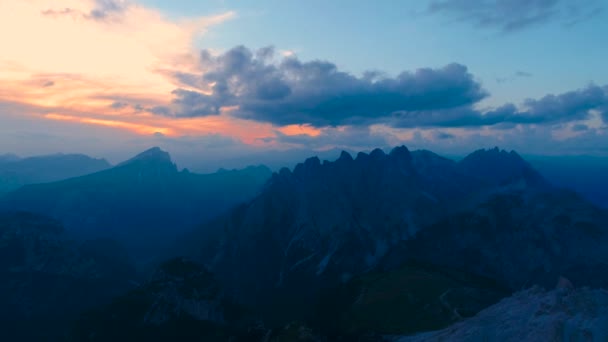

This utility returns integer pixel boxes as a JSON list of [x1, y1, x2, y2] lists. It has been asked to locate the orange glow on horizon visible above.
[[45, 113, 174, 135]]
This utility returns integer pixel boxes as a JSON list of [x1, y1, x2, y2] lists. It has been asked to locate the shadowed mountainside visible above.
[[182, 146, 603, 333], [0, 212, 137, 342]]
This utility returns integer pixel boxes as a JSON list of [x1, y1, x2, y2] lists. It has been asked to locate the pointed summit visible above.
[[130, 147, 171, 163], [118, 147, 174, 167], [389, 145, 412, 161], [338, 150, 353, 162], [370, 148, 386, 159]]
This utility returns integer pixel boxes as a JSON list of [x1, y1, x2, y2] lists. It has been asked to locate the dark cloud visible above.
[[110, 101, 128, 109], [162, 46, 487, 127], [390, 84, 608, 128], [89, 0, 126, 20], [42, 81, 55, 88], [520, 85, 608, 124], [428, 0, 603, 32], [107, 101, 148, 113], [158, 46, 608, 130]]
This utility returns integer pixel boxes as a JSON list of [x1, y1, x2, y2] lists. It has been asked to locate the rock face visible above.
[[190, 146, 571, 324], [397, 286, 608, 342], [1, 147, 272, 263], [0, 212, 136, 342], [197, 147, 451, 319]]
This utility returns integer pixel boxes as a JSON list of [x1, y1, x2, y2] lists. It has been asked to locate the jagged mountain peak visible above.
[[459, 146, 544, 186], [389, 145, 412, 161], [463, 147, 525, 164], [338, 150, 353, 162], [370, 148, 386, 159]]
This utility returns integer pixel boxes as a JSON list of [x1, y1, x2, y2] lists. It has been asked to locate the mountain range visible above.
[[176, 146, 608, 337], [0, 147, 272, 263], [1, 145, 607, 341]]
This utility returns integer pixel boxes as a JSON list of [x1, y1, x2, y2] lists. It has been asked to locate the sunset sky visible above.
[[1, 0, 607, 170]]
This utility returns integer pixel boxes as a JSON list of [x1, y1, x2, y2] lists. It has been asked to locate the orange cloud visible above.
[[45, 113, 174, 135], [277, 124, 322, 137], [0, 0, 329, 148], [0, 0, 239, 135]]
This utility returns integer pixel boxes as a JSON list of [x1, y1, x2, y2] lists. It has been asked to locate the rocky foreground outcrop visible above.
[[397, 285, 608, 342]]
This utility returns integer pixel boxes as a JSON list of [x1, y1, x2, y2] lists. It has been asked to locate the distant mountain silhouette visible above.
[[0, 153, 110, 194], [183, 145, 608, 334], [0, 147, 272, 263]]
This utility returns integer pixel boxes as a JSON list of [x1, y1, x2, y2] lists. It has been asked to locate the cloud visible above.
[[160, 46, 488, 127], [0, 0, 235, 111], [271, 126, 391, 150], [41, 0, 128, 21], [159, 46, 607, 131], [0, 0, 240, 140], [89, 0, 127, 20], [390, 84, 608, 128], [428, 0, 603, 32]]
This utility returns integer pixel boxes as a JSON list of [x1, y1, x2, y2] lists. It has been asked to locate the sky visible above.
[[1, 0, 607, 171]]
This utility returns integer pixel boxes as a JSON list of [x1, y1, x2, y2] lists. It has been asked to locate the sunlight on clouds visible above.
[[43, 108, 278, 145], [45, 113, 174, 135], [277, 124, 322, 137], [0, 0, 235, 134]]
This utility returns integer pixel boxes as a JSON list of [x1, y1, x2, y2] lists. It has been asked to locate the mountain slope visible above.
[[0, 212, 136, 342], [1, 147, 272, 262], [395, 190, 608, 291]]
